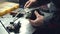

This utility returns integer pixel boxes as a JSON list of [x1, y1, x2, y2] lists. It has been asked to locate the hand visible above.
[[24, 0, 37, 8], [29, 11, 44, 26]]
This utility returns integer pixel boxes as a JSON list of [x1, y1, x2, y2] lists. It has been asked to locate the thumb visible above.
[[34, 10, 41, 18]]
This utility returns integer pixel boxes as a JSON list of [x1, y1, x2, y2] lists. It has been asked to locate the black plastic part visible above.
[[10, 22, 14, 24], [6, 21, 21, 33], [17, 13, 24, 18], [29, 9, 44, 20]]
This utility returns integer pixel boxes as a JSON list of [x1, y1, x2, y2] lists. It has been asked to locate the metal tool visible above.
[[0, 20, 10, 34]]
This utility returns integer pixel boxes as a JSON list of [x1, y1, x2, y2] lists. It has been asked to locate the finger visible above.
[[34, 11, 41, 18], [29, 19, 41, 26], [26, 2, 33, 8], [24, 1, 30, 8], [29, 19, 37, 26], [29, 19, 38, 24], [29, 20, 34, 23], [29, 19, 35, 24]]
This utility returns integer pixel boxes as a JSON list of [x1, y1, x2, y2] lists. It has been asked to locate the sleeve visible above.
[[41, 10, 54, 25], [42, 2, 56, 25]]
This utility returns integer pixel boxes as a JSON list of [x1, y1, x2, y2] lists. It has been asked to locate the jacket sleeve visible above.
[[41, 2, 56, 25]]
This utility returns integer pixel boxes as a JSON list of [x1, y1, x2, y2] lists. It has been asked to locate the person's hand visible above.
[[29, 11, 44, 26], [24, 0, 37, 8]]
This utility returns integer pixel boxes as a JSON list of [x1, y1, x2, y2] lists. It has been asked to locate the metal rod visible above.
[[0, 20, 10, 34]]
